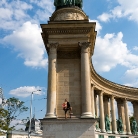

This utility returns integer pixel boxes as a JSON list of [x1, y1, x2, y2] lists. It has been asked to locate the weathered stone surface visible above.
[[50, 7, 88, 21], [41, 119, 95, 138], [57, 59, 81, 117]]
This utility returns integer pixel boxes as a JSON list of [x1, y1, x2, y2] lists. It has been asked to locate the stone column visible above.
[[124, 99, 131, 135], [91, 85, 95, 118], [132, 101, 138, 125], [110, 96, 117, 134], [103, 96, 110, 117], [116, 98, 126, 132], [45, 43, 58, 118], [99, 91, 106, 132], [94, 93, 98, 118], [79, 42, 93, 118]]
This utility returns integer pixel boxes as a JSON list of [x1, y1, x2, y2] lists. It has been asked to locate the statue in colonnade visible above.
[[117, 117, 123, 133], [131, 119, 138, 135], [105, 114, 111, 132]]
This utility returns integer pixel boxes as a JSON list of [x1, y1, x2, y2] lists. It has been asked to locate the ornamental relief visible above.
[[54, 12, 85, 21]]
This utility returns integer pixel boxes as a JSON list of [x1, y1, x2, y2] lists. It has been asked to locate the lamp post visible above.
[[28, 90, 41, 138]]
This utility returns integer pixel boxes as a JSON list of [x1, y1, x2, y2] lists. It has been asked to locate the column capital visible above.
[[103, 95, 109, 101], [110, 95, 116, 99], [116, 98, 124, 104], [79, 42, 91, 53], [47, 43, 58, 53], [123, 98, 128, 103]]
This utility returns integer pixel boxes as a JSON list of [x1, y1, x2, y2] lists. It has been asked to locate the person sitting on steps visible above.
[[62, 99, 73, 119]]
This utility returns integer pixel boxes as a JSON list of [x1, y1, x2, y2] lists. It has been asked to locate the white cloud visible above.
[[89, 19, 102, 34], [93, 32, 127, 72], [26, 0, 54, 22], [98, 0, 138, 23], [9, 86, 44, 97], [98, 13, 112, 22], [128, 102, 133, 116], [0, 0, 54, 30], [0, 0, 32, 30], [133, 46, 138, 51], [3, 21, 48, 68], [123, 68, 138, 87], [93, 31, 138, 72]]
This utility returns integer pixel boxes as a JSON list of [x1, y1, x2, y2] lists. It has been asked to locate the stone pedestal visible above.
[[41, 119, 96, 138]]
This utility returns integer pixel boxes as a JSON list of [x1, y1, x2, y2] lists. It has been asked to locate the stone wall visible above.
[[56, 59, 81, 117], [42, 119, 95, 138]]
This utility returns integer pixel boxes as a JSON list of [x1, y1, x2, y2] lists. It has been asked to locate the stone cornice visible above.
[[42, 27, 93, 35], [41, 22, 97, 56], [90, 61, 138, 100]]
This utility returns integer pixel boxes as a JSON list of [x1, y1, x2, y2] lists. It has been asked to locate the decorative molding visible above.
[[45, 28, 91, 35]]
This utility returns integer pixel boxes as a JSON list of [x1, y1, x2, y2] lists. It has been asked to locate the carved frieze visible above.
[[54, 12, 85, 21], [45, 28, 91, 35]]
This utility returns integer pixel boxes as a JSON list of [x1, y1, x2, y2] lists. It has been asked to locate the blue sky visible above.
[[0, 0, 138, 128]]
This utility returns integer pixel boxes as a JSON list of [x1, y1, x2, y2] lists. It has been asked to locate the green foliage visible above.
[[0, 108, 9, 134], [0, 97, 28, 133], [6, 97, 28, 121]]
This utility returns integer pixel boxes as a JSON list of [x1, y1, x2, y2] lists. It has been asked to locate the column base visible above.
[[112, 131, 118, 134], [106, 130, 112, 134], [118, 131, 125, 134], [126, 132, 132, 135], [45, 113, 57, 119], [101, 129, 106, 133], [81, 112, 94, 118]]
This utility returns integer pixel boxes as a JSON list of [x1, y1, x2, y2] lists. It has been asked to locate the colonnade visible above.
[[44, 41, 138, 136], [94, 90, 138, 134]]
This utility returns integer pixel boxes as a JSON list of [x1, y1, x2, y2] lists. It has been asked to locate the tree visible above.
[[0, 97, 28, 136], [0, 108, 9, 135]]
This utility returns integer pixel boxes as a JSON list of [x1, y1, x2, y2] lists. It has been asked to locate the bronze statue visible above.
[[54, 0, 83, 9], [131, 119, 138, 135], [105, 114, 111, 132], [117, 117, 123, 133]]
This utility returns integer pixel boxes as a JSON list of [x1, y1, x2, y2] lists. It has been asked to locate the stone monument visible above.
[[40, 1, 97, 138], [40, 0, 138, 138]]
